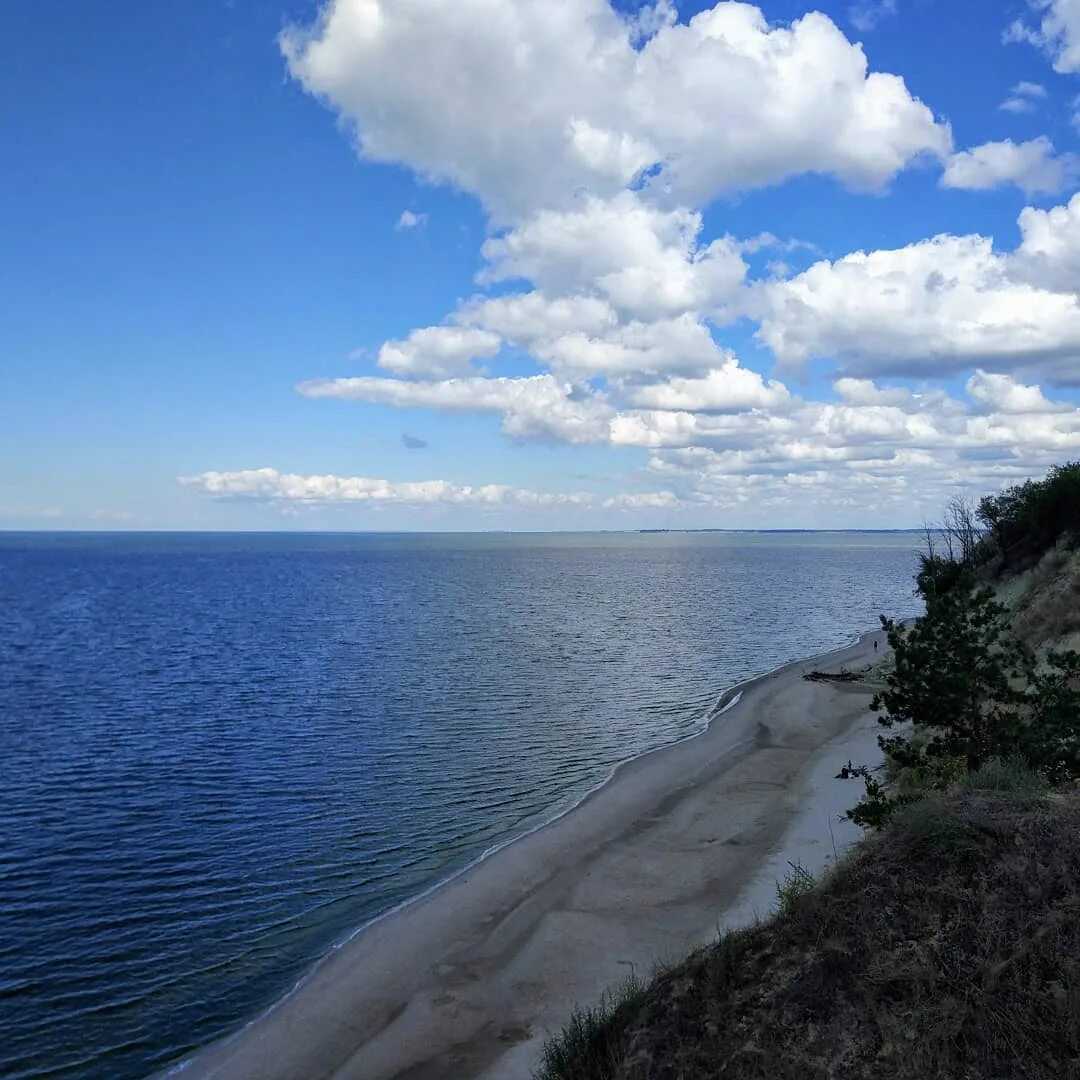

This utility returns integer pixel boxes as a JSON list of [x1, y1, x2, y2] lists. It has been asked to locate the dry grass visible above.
[[535, 793, 1080, 1080], [1001, 541, 1080, 651]]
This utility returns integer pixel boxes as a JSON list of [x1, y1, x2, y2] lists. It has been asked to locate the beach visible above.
[[174, 626, 890, 1080]]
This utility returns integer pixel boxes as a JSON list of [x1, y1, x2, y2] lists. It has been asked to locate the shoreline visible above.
[[171, 626, 890, 1080]]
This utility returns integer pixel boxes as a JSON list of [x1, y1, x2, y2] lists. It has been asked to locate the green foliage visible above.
[[837, 760, 918, 830], [915, 553, 971, 600], [873, 589, 1033, 773], [774, 862, 815, 917], [978, 461, 1080, 569], [1022, 648, 1080, 783], [843, 585, 1080, 828]]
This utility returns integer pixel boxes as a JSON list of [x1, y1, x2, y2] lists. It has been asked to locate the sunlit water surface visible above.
[[0, 531, 924, 1078]]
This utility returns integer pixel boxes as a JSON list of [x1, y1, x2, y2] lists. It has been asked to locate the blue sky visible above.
[[4, 0, 1080, 530]]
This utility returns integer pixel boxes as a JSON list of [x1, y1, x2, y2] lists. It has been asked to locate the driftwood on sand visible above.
[[802, 668, 862, 683]]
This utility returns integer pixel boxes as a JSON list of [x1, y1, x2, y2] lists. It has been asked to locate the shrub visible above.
[[844, 588, 1080, 828], [774, 862, 815, 917]]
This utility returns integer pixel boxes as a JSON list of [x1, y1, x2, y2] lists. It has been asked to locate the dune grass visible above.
[[534, 792, 1080, 1080]]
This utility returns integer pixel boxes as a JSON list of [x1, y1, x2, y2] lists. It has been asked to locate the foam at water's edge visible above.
[[166, 627, 872, 1077]]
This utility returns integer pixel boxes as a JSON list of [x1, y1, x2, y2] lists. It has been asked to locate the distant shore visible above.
[[172, 629, 890, 1080]]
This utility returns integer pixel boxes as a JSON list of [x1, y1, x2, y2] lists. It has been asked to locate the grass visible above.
[[960, 756, 1050, 796], [534, 792, 1080, 1080], [534, 977, 649, 1080], [1011, 544, 1080, 650]]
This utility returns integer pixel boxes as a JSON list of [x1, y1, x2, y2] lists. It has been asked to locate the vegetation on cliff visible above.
[[843, 462, 1080, 828], [539, 785, 1080, 1080]]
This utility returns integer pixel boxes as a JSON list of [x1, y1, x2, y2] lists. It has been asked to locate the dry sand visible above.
[[173, 629, 889, 1080]]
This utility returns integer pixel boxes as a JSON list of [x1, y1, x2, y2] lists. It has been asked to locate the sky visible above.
[[4, 0, 1080, 531]]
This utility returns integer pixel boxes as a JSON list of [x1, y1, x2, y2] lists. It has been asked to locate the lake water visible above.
[[0, 531, 923, 1078]]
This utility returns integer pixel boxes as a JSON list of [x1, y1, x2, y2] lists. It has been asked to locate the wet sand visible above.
[[174, 629, 888, 1080]]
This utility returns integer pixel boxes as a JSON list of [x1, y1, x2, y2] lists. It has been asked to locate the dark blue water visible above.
[[0, 531, 923, 1079]]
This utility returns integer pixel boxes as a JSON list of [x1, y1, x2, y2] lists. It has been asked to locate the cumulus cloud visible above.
[[1005, 0, 1080, 74], [942, 137, 1077, 195], [834, 378, 913, 407], [966, 370, 1066, 414], [377, 326, 501, 378], [281, 0, 949, 221], [753, 195, 1080, 384], [181, 468, 593, 508], [478, 193, 747, 320], [1012, 190, 1080, 290], [276, 0, 1080, 524]]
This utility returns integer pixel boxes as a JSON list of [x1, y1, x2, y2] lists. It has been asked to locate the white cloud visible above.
[[626, 373, 1080, 518], [458, 293, 618, 349], [834, 377, 913, 407], [294, 363, 1080, 521], [735, 232, 821, 257], [282, 1, 950, 221], [941, 137, 1077, 195], [602, 490, 680, 509], [849, 1, 897, 33], [298, 373, 614, 443], [377, 326, 501, 378], [1000, 81, 1048, 113], [534, 314, 730, 378], [966, 370, 1065, 413], [1015, 80, 1049, 98], [999, 97, 1036, 115], [275, 1, 1080, 525], [753, 196, 1080, 383], [396, 209, 428, 230], [1005, 0, 1080, 74], [478, 192, 747, 320], [1013, 190, 1080, 290], [623, 358, 791, 412], [181, 468, 593, 508]]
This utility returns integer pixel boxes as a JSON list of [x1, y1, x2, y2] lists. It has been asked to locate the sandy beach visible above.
[[174, 628, 890, 1080]]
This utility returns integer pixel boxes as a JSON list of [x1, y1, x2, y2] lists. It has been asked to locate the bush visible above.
[[774, 862, 815, 917]]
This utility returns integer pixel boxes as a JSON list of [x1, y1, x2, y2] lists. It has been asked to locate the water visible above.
[[0, 531, 923, 1079]]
